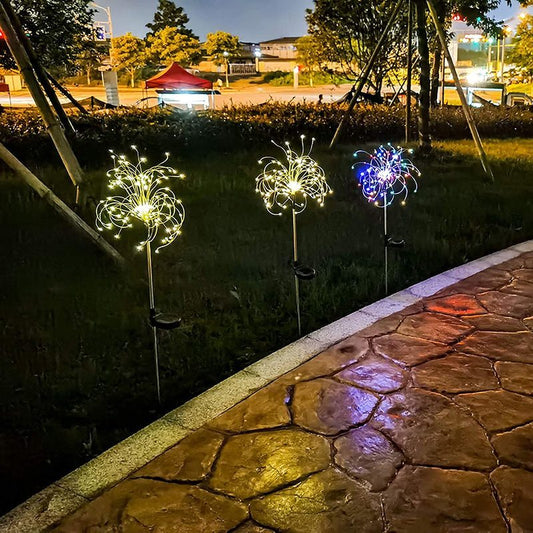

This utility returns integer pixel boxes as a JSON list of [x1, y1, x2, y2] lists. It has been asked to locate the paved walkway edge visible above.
[[2, 239, 532, 532]]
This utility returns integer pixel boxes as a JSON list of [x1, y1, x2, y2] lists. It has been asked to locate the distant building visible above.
[[259, 37, 301, 59], [0, 68, 23, 91]]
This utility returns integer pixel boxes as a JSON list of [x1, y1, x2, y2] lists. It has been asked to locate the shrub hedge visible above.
[[1, 103, 533, 167]]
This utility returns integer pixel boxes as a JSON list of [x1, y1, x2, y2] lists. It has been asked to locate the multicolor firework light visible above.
[[353, 144, 421, 295], [96, 146, 185, 253], [353, 144, 420, 208]]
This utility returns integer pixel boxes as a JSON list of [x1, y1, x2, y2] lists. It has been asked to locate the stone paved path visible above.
[[55, 253, 533, 532]]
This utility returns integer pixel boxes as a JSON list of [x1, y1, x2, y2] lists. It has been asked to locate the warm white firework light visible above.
[[256, 136, 331, 215], [96, 146, 185, 252], [353, 144, 421, 294], [256, 136, 332, 335], [96, 146, 186, 404]]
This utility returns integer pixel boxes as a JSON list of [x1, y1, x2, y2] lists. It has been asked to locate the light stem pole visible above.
[[146, 241, 161, 404], [384, 202, 388, 295], [292, 208, 302, 337]]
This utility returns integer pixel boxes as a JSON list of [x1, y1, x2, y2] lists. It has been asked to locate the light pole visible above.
[[223, 51, 229, 88], [254, 50, 262, 73], [500, 26, 509, 83], [90, 3, 114, 66]]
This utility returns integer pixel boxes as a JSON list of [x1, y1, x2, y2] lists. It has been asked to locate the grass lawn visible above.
[[0, 137, 532, 513]]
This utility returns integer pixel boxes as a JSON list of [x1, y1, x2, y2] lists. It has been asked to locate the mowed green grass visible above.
[[0, 138, 532, 512]]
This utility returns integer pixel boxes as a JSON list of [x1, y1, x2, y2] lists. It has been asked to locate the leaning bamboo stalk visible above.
[[0, 0, 78, 130], [0, 142, 125, 267], [426, 0, 495, 182], [0, 1, 84, 192]]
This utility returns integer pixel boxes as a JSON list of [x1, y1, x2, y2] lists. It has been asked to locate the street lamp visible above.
[[223, 51, 229, 88], [90, 3, 114, 65]]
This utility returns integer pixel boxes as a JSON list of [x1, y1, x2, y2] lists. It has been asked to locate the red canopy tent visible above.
[[144, 63, 212, 91]]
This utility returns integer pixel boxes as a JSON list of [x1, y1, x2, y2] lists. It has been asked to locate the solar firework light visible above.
[[255, 135, 332, 336], [353, 144, 420, 294], [96, 146, 186, 404]]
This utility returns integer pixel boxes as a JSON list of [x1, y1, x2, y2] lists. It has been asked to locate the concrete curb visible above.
[[1, 239, 531, 532]]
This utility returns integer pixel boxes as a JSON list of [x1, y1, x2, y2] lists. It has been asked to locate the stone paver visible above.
[[463, 313, 526, 332], [208, 429, 330, 499], [397, 312, 473, 343], [373, 332, 449, 366], [51, 251, 533, 532], [425, 293, 487, 316], [478, 291, 533, 318], [491, 422, 533, 470], [372, 388, 496, 470], [250, 468, 382, 533], [384, 466, 507, 532], [412, 353, 498, 393], [457, 330, 533, 363], [456, 390, 533, 432], [55, 479, 248, 532], [134, 428, 224, 482], [491, 466, 533, 532], [207, 383, 291, 433], [336, 353, 408, 393], [495, 361, 533, 394], [334, 426, 404, 490], [292, 378, 378, 435]]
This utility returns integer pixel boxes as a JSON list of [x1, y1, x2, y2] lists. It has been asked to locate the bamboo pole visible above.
[[405, 0, 413, 143], [330, 0, 403, 149], [0, 0, 75, 133], [46, 71, 88, 115], [0, 2, 85, 194], [0, 142, 125, 267], [426, 0, 495, 182]]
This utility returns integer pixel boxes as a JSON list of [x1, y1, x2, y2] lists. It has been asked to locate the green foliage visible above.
[[3, 105, 533, 167], [0, 0, 94, 73], [263, 70, 349, 86], [509, 14, 533, 75], [204, 31, 240, 65], [296, 35, 325, 72], [146, 0, 196, 38], [145, 27, 201, 66], [111, 33, 146, 87], [306, 0, 408, 91]]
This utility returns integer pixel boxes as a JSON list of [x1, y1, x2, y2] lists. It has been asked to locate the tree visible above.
[[509, 14, 533, 75], [415, 0, 522, 150], [306, 0, 408, 95], [146, 26, 201, 66], [204, 31, 240, 64], [146, 0, 196, 38], [76, 44, 105, 85], [111, 33, 146, 87], [296, 35, 325, 85], [0, 0, 94, 73]]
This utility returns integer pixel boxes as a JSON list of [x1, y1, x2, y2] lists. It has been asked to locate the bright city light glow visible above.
[[96, 146, 185, 252], [353, 144, 420, 208], [255, 135, 332, 216]]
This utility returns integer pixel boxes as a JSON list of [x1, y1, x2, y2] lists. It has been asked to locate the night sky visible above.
[[99, 0, 522, 41]]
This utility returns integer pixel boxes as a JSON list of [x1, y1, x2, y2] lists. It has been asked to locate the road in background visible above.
[[0, 84, 354, 108]]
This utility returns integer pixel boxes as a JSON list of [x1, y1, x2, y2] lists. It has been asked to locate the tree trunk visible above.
[[430, 42, 442, 107], [415, 0, 431, 152], [130, 69, 135, 88], [87, 66, 91, 86]]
